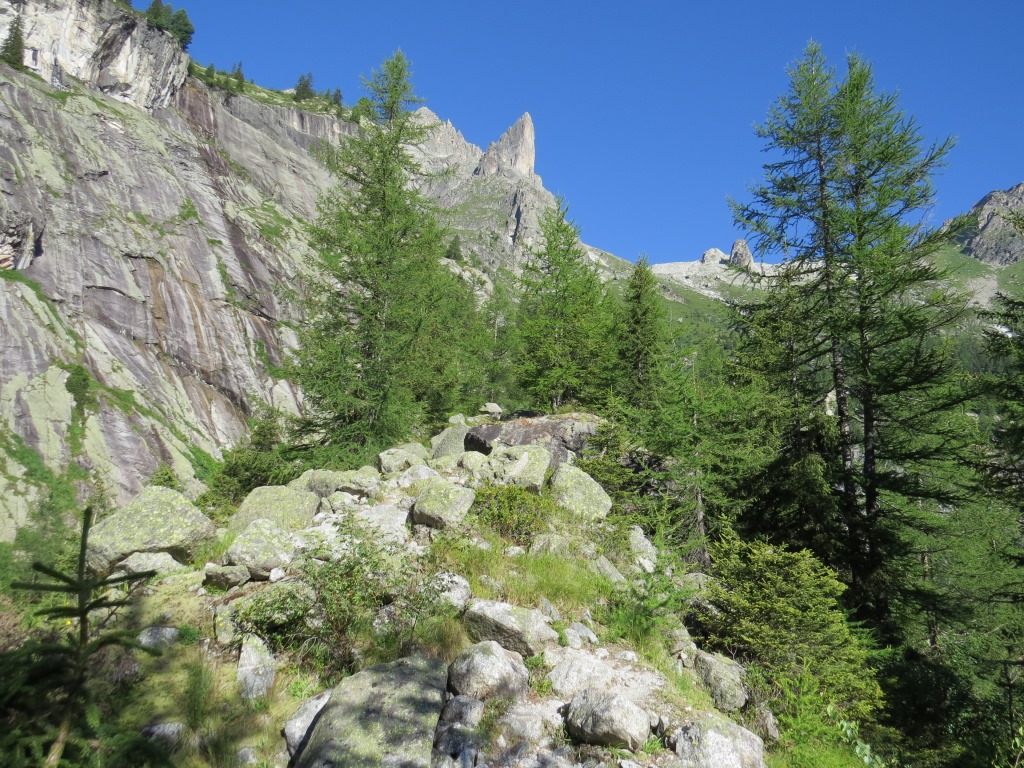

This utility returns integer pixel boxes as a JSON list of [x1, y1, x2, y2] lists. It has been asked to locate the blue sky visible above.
[[155, 0, 1023, 265]]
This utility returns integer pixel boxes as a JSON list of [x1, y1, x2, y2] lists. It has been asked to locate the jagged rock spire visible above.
[[475, 113, 535, 178]]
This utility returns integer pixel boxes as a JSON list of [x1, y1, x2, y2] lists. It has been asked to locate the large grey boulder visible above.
[[564, 688, 651, 750], [204, 563, 251, 590], [449, 640, 529, 700], [285, 690, 333, 756], [430, 425, 470, 460], [546, 649, 614, 698], [428, 571, 473, 612], [294, 655, 447, 768], [237, 634, 276, 701], [411, 479, 475, 529], [729, 238, 754, 269], [669, 711, 765, 768], [114, 551, 187, 578], [549, 464, 612, 520], [378, 447, 426, 474], [289, 467, 380, 499], [231, 486, 320, 533], [463, 599, 559, 657], [87, 486, 216, 575], [628, 525, 658, 573], [476, 445, 549, 492], [226, 519, 295, 580], [694, 651, 748, 712], [350, 503, 409, 544], [465, 413, 600, 469]]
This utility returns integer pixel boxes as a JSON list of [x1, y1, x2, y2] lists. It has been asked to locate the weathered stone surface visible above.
[[590, 555, 627, 585], [669, 711, 765, 768], [141, 722, 187, 747], [476, 113, 536, 178], [412, 479, 476, 529], [237, 634, 276, 701], [115, 551, 187, 578], [204, 563, 251, 590], [961, 182, 1024, 265], [87, 487, 216, 575], [474, 445, 550, 492], [729, 239, 754, 268], [465, 414, 599, 469], [546, 649, 614, 698], [138, 626, 179, 650], [463, 599, 559, 657], [565, 688, 651, 750], [294, 655, 447, 768], [285, 690, 332, 757], [549, 464, 612, 520], [232, 486, 320, 533], [379, 447, 426, 474], [529, 533, 572, 557], [440, 695, 485, 728], [479, 402, 503, 415], [396, 442, 430, 461], [396, 464, 441, 489], [428, 571, 473, 612], [351, 503, 409, 544], [694, 651, 748, 712], [701, 247, 728, 266], [289, 469, 378, 498], [430, 425, 470, 460], [449, 640, 529, 700], [226, 519, 295, 580], [500, 699, 565, 745]]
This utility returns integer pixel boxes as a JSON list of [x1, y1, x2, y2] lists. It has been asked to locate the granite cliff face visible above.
[[0, 0, 618, 538], [960, 182, 1024, 265]]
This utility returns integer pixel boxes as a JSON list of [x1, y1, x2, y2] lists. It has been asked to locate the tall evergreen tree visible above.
[[290, 52, 486, 463], [513, 200, 615, 411], [615, 256, 668, 412], [0, 14, 25, 70]]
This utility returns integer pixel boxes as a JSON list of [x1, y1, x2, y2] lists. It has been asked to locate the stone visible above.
[[395, 442, 430, 461], [141, 722, 187, 747], [549, 464, 612, 520], [397, 464, 441, 489], [466, 414, 599, 470], [294, 655, 447, 768], [285, 690, 333, 756], [546, 649, 614, 698], [694, 651, 748, 712], [412, 479, 476, 529], [500, 700, 565, 744], [564, 688, 651, 750], [668, 711, 765, 768], [226, 519, 295, 580], [204, 563, 251, 590], [86, 486, 216, 575], [475, 113, 535, 178], [590, 555, 627, 585], [288, 469, 359, 498], [628, 526, 658, 567], [115, 551, 187, 578], [352, 503, 410, 544], [138, 626, 179, 649], [431, 425, 470, 460], [269, 567, 287, 582], [463, 599, 559, 657], [480, 402, 503, 415], [232, 486, 320, 533], [529, 533, 572, 557], [333, 466, 381, 496], [379, 447, 426, 474], [214, 602, 238, 646], [428, 571, 473, 612], [237, 634, 276, 701], [235, 747, 259, 766], [440, 695, 485, 728], [701, 247, 728, 266], [448, 640, 530, 700], [729, 238, 754, 268], [477, 445, 549, 492], [571, 622, 599, 645]]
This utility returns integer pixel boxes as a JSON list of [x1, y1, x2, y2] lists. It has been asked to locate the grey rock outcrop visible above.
[[231, 486, 320, 533], [475, 113, 536, 178], [564, 688, 651, 750], [669, 711, 765, 768], [694, 651, 748, 712], [448, 640, 530, 700], [960, 182, 1024, 264], [285, 690, 333, 757], [549, 464, 612, 520], [701, 248, 728, 266], [114, 551, 187, 578], [411, 479, 476, 529], [237, 634, 276, 702], [226, 519, 295, 580], [546, 649, 615, 698], [475, 445, 550, 492], [465, 413, 600, 470], [379, 447, 426, 474], [294, 655, 447, 768], [86, 486, 216, 575], [204, 563, 251, 590], [463, 599, 559, 657], [729, 239, 754, 268], [430, 425, 470, 460]]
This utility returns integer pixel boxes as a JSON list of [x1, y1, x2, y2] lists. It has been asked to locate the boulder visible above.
[[628, 525, 658, 572], [549, 464, 612, 520], [564, 688, 651, 750], [546, 649, 614, 698], [465, 413, 599, 469], [476, 445, 549, 492], [285, 690, 333, 756], [237, 634, 276, 701], [138, 626, 179, 649], [428, 571, 473, 612], [448, 640, 529, 700], [500, 700, 565, 744], [669, 711, 765, 768], [440, 695, 485, 728], [463, 599, 559, 657], [590, 555, 627, 585], [729, 238, 754, 269], [294, 655, 447, 768], [86, 486, 216, 575], [114, 551, 187, 578], [430, 425, 470, 460], [231, 486, 320, 533], [395, 442, 430, 461], [694, 651, 748, 712], [351, 503, 409, 544], [529, 533, 572, 557], [226, 519, 295, 580], [479, 403, 503, 416], [204, 563, 251, 590], [288, 469, 358, 498], [379, 447, 426, 474], [411, 480, 475, 529], [397, 464, 441, 489]]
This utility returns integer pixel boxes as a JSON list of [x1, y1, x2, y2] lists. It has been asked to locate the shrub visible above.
[[471, 485, 557, 544], [148, 463, 183, 493]]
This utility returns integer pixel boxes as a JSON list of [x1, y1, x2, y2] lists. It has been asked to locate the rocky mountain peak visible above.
[[475, 112, 536, 178], [729, 239, 753, 268], [960, 181, 1024, 265]]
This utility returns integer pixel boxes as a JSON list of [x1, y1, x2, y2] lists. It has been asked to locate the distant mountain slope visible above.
[[959, 181, 1024, 265]]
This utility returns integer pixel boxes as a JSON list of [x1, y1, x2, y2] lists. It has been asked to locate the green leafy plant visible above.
[[471, 484, 556, 543]]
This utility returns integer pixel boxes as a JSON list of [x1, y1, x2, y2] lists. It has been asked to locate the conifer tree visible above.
[[0, 14, 25, 70], [294, 72, 315, 102], [615, 256, 668, 412], [291, 52, 486, 463]]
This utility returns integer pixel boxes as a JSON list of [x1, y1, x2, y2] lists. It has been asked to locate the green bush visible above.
[[471, 485, 557, 544], [148, 463, 183, 493]]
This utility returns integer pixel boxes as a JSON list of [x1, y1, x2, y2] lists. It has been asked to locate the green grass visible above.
[[930, 242, 992, 281]]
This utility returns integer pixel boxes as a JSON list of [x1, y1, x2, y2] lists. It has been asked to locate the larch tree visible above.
[[0, 14, 25, 70]]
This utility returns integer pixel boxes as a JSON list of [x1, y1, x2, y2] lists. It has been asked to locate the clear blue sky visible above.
[[154, 0, 1023, 265]]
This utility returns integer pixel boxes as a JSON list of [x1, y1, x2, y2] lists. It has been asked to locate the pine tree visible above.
[[167, 8, 194, 50], [0, 14, 25, 70], [615, 256, 668, 412], [144, 0, 171, 29], [294, 72, 315, 102], [513, 200, 615, 411], [291, 52, 487, 463]]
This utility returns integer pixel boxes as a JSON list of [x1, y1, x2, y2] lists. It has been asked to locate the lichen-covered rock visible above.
[[549, 464, 612, 520], [285, 690, 332, 757], [231, 486, 320, 533], [475, 445, 549, 492], [430, 425, 469, 460], [378, 447, 426, 474], [114, 551, 187, 578], [463, 599, 559, 657], [288, 469, 373, 498], [546, 649, 614, 698], [396, 464, 441, 489], [529, 533, 572, 557], [590, 555, 627, 585], [411, 479, 475, 529], [237, 634, 276, 701], [500, 700, 565, 745], [465, 413, 599, 469], [294, 655, 447, 768], [350, 503, 409, 544], [565, 688, 651, 750], [628, 525, 658, 572], [449, 640, 529, 700], [204, 563, 251, 590], [440, 695, 485, 728], [428, 571, 473, 612], [694, 651, 748, 712], [87, 486, 216, 575], [138, 626, 179, 649], [226, 519, 295, 580], [669, 711, 765, 768]]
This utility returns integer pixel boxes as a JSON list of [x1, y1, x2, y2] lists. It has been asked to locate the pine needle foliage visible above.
[[0, 14, 25, 70]]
